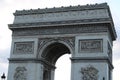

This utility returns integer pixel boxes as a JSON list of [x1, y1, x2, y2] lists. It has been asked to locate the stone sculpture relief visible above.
[[12, 25, 108, 36], [14, 41, 34, 54], [13, 8, 108, 24], [81, 65, 99, 80], [14, 67, 27, 80], [38, 37, 75, 53], [79, 39, 103, 53]]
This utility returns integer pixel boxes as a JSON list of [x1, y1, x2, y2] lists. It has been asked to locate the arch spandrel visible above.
[[37, 37, 75, 64]]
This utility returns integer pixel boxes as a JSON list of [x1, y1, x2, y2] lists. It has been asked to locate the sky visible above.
[[0, 0, 120, 80]]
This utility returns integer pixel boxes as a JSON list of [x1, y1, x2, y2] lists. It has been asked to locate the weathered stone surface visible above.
[[14, 3, 108, 16], [7, 3, 117, 80], [13, 41, 34, 54], [81, 65, 98, 80], [12, 25, 108, 36], [13, 9, 109, 23], [14, 67, 27, 80], [79, 39, 103, 53]]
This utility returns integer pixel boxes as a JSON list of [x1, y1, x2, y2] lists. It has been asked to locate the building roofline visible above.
[[14, 3, 108, 16]]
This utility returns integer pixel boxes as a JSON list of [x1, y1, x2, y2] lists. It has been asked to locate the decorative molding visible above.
[[38, 38, 50, 52], [8, 58, 56, 69], [80, 65, 98, 80], [79, 39, 103, 53], [14, 3, 108, 16], [70, 57, 114, 69], [38, 37, 75, 55], [12, 25, 108, 36], [59, 37, 75, 52], [14, 67, 27, 80], [9, 18, 111, 28], [13, 41, 34, 54], [108, 42, 112, 62], [13, 9, 109, 24]]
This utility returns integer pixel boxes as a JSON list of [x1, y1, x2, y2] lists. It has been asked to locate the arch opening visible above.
[[42, 42, 71, 65], [41, 42, 71, 80], [55, 54, 71, 80]]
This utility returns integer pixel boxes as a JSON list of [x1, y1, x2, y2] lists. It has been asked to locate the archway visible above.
[[7, 3, 116, 80], [41, 42, 71, 80], [55, 54, 71, 80]]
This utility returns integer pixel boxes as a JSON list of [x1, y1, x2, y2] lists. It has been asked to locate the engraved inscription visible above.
[[79, 39, 102, 53], [81, 65, 99, 80], [14, 41, 34, 54]]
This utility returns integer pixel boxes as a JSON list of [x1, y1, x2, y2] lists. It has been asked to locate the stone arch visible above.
[[37, 39, 73, 80], [37, 38, 74, 63], [42, 42, 70, 64]]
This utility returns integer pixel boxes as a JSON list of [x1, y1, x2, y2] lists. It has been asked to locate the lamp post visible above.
[[1, 73, 6, 80]]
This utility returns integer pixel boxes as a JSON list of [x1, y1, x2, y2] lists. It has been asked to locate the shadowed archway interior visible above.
[[41, 42, 71, 80], [42, 42, 71, 65]]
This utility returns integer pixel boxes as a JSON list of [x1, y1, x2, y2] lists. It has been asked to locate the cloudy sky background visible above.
[[0, 0, 120, 80]]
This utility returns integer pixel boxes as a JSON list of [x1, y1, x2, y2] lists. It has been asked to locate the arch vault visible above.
[[7, 3, 117, 80], [39, 41, 71, 80]]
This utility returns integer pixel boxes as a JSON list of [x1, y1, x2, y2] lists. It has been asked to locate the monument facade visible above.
[[7, 3, 117, 80]]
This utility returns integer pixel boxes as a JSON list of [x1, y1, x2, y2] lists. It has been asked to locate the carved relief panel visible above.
[[79, 39, 103, 53], [14, 9, 109, 24], [38, 37, 75, 57], [80, 65, 99, 80], [14, 67, 27, 80], [13, 41, 34, 54]]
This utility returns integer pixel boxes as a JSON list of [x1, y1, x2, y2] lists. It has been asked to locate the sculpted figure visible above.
[[14, 67, 27, 80]]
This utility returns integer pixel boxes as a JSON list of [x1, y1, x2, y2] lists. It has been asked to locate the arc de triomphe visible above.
[[7, 3, 117, 80]]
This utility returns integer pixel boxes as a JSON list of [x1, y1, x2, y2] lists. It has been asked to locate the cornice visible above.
[[8, 18, 117, 40], [8, 58, 56, 69], [8, 3, 117, 41], [14, 3, 108, 16], [8, 18, 111, 28], [70, 57, 114, 69]]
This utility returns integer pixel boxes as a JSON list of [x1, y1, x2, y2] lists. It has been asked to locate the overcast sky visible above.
[[0, 0, 120, 80]]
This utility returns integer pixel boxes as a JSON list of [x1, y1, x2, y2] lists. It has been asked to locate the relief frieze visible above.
[[38, 37, 75, 54], [13, 41, 34, 54], [14, 67, 27, 80], [81, 65, 99, 80], [14, 9, 108, 24], [12, 25, 108, 36], [79, 39, 103, 53]]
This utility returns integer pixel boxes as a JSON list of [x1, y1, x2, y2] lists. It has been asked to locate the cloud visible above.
[[113, 39, 120, 60], [0, 48, 10, 62], [0, 48, 10, 78], [0, 62, 8, 78], [55, 54, 71, 80], [113, 59, 120, 80]]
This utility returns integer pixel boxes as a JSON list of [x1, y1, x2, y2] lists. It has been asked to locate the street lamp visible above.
[[1, 73, 6, 80]]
